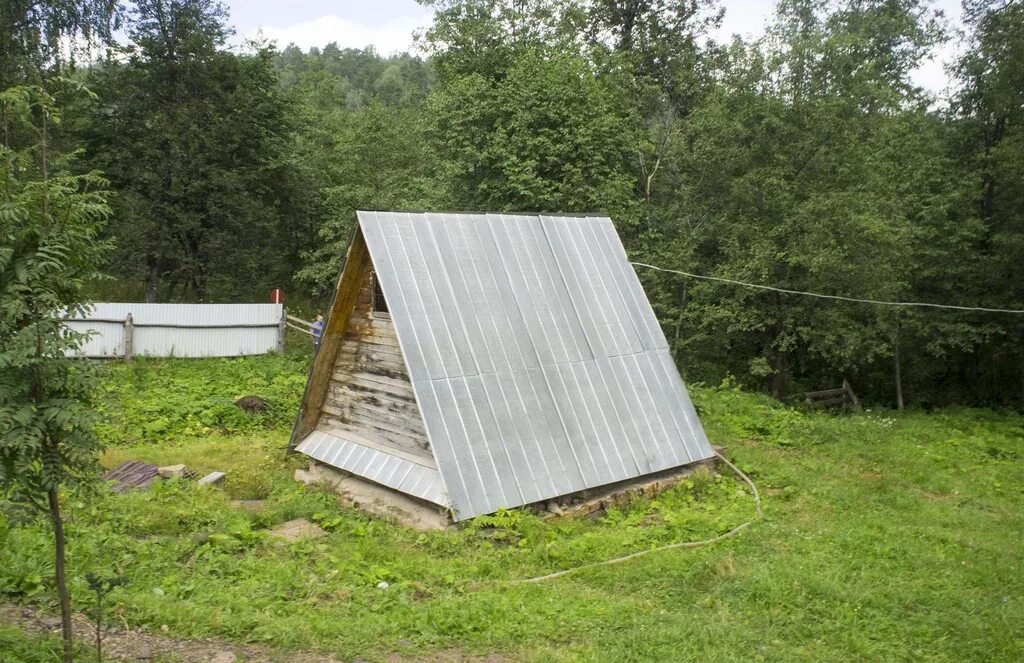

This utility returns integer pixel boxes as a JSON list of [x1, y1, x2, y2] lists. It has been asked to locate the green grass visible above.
[[0, 624, 94, 663], [100, 432, 303, 499], [93, 352, 309, 446], [1, 357, 1022, 661]]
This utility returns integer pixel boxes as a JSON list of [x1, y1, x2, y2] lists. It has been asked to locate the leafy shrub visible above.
[[94, 355, 310, 445]]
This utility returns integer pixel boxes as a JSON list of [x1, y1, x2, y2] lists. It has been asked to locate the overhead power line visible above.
[[629, 262, 1024, 315]]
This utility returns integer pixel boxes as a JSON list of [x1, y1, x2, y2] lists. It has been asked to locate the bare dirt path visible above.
[[2, 603, 508, 663]]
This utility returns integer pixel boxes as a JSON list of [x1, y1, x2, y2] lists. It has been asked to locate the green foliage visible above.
[[0, 624, 94, 663], [0, 84, 111, 500], [2, 371, 1022, 660], [0, 1, 123, 89], [82, 0, 299, 302], [92, 354, 309, 445], [101, 432, 302, 499], [429, 48, 639, 221], [292, 100, 445, 289], [0, 81, 111, 663], [9, 0, 1009, 408]]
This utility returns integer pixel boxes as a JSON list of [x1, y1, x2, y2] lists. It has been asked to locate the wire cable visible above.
[[499, 451, 762, 586], [630, 262, 1024, 314]]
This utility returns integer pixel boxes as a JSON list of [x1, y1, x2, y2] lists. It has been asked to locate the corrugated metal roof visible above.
[[296, 429, 447, 506], [357, 212, 714, 521]]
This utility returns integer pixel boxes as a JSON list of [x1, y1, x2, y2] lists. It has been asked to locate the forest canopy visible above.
[[3, 0, 1023, 408]]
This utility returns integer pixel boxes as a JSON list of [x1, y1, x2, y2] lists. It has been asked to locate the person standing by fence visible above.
[[310, 314, 324, 349]]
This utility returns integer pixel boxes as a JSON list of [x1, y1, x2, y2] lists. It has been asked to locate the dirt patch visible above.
[[2, 602, 513, 662], [1, 603, 332, 662], [234, 396, 269, 414], [270, 518, 325, 541]]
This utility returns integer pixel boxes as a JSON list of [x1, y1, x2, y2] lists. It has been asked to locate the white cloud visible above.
[[240, 13, 429, 55]]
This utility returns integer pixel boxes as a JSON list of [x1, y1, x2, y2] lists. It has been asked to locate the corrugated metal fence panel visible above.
[[82, 303, 282, 326], [67, 320, 125, 357], [67, 303, 282, 358], [357, 211, 714, 521], [131, 326, 280, 358]]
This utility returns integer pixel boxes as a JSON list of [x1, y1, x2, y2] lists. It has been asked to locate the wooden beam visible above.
[[288, 228, 372, 451], [276, 308, 286, 354], [805, 387, 848, 399], [843, 378, 862, 411], [123, 313, 133, 362]]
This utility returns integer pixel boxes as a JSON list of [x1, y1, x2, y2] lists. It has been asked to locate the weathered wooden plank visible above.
[[330, 397, 426, 431], [323, 400, 427, 436], [346, 322, 399, 340], [331, 383, 416, 408], [363, 317, 397, 333], [318, 416, 429, 461], [331, 368, 413, 392], [346, 340, 405, 354], [290, 229, 372, 450], [330, 379, 414, 406], [340, 339, 404, 357], [324, 392, 422, 424], [327, 407, 423, 434], [328, 380, 417, 407], [843, 378, 862, 411], [328, 379, 419, 406], [805, 387, 848, 399], [335, 351, 408, 370], [299, 255, 435, 466]]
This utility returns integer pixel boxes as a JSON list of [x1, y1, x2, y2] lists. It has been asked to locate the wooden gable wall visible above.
[[316, 270, 433, 466]]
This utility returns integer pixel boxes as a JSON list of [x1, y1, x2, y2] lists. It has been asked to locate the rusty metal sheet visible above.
[[101, 461, 159, 493]]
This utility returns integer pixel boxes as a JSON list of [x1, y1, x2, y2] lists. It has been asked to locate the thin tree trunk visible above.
[[145, 257, 160, 303], [1019, 359, 1024, 410], [48, 487, 73, 663], [1018, 334, 1024, 409], [893, 333, 904, 411], [770, 349, 786, 400]]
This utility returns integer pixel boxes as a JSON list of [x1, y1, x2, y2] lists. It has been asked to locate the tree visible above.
[[952, 0, 1024, 405], [0, 83, 111, 663], [419, 0, 587, 82], [84, 0, 295, 301], [428, 48, 639, 220], [642, 0, 953, 399], [0, 0, 123, 88], [294, 101, 445, 292], [586, 0, 724, 115]]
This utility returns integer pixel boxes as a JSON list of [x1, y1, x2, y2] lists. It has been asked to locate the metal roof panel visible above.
[[355, 212, 714, 521]]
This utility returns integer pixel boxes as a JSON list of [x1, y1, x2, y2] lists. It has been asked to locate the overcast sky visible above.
[[228, 0, 965, 100]]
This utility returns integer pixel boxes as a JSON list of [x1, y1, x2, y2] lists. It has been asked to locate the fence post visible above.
[[277, 307, 286, 354], [123, 313, 134, 361], [843, 378, 862, 411]]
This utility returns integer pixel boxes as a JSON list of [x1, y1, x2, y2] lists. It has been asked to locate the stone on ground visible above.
[[198, 471, 226, 486], [270, 518, 325, 542]]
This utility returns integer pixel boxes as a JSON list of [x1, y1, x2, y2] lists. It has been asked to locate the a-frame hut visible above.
[[289, 211, 715, 524]]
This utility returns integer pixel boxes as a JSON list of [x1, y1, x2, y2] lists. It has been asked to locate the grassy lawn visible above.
[[0, 624, 96, 663], [1, 356, 1022, 661]]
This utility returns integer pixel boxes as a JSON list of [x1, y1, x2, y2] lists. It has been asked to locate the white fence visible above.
[[67, 303, 285, 359]]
